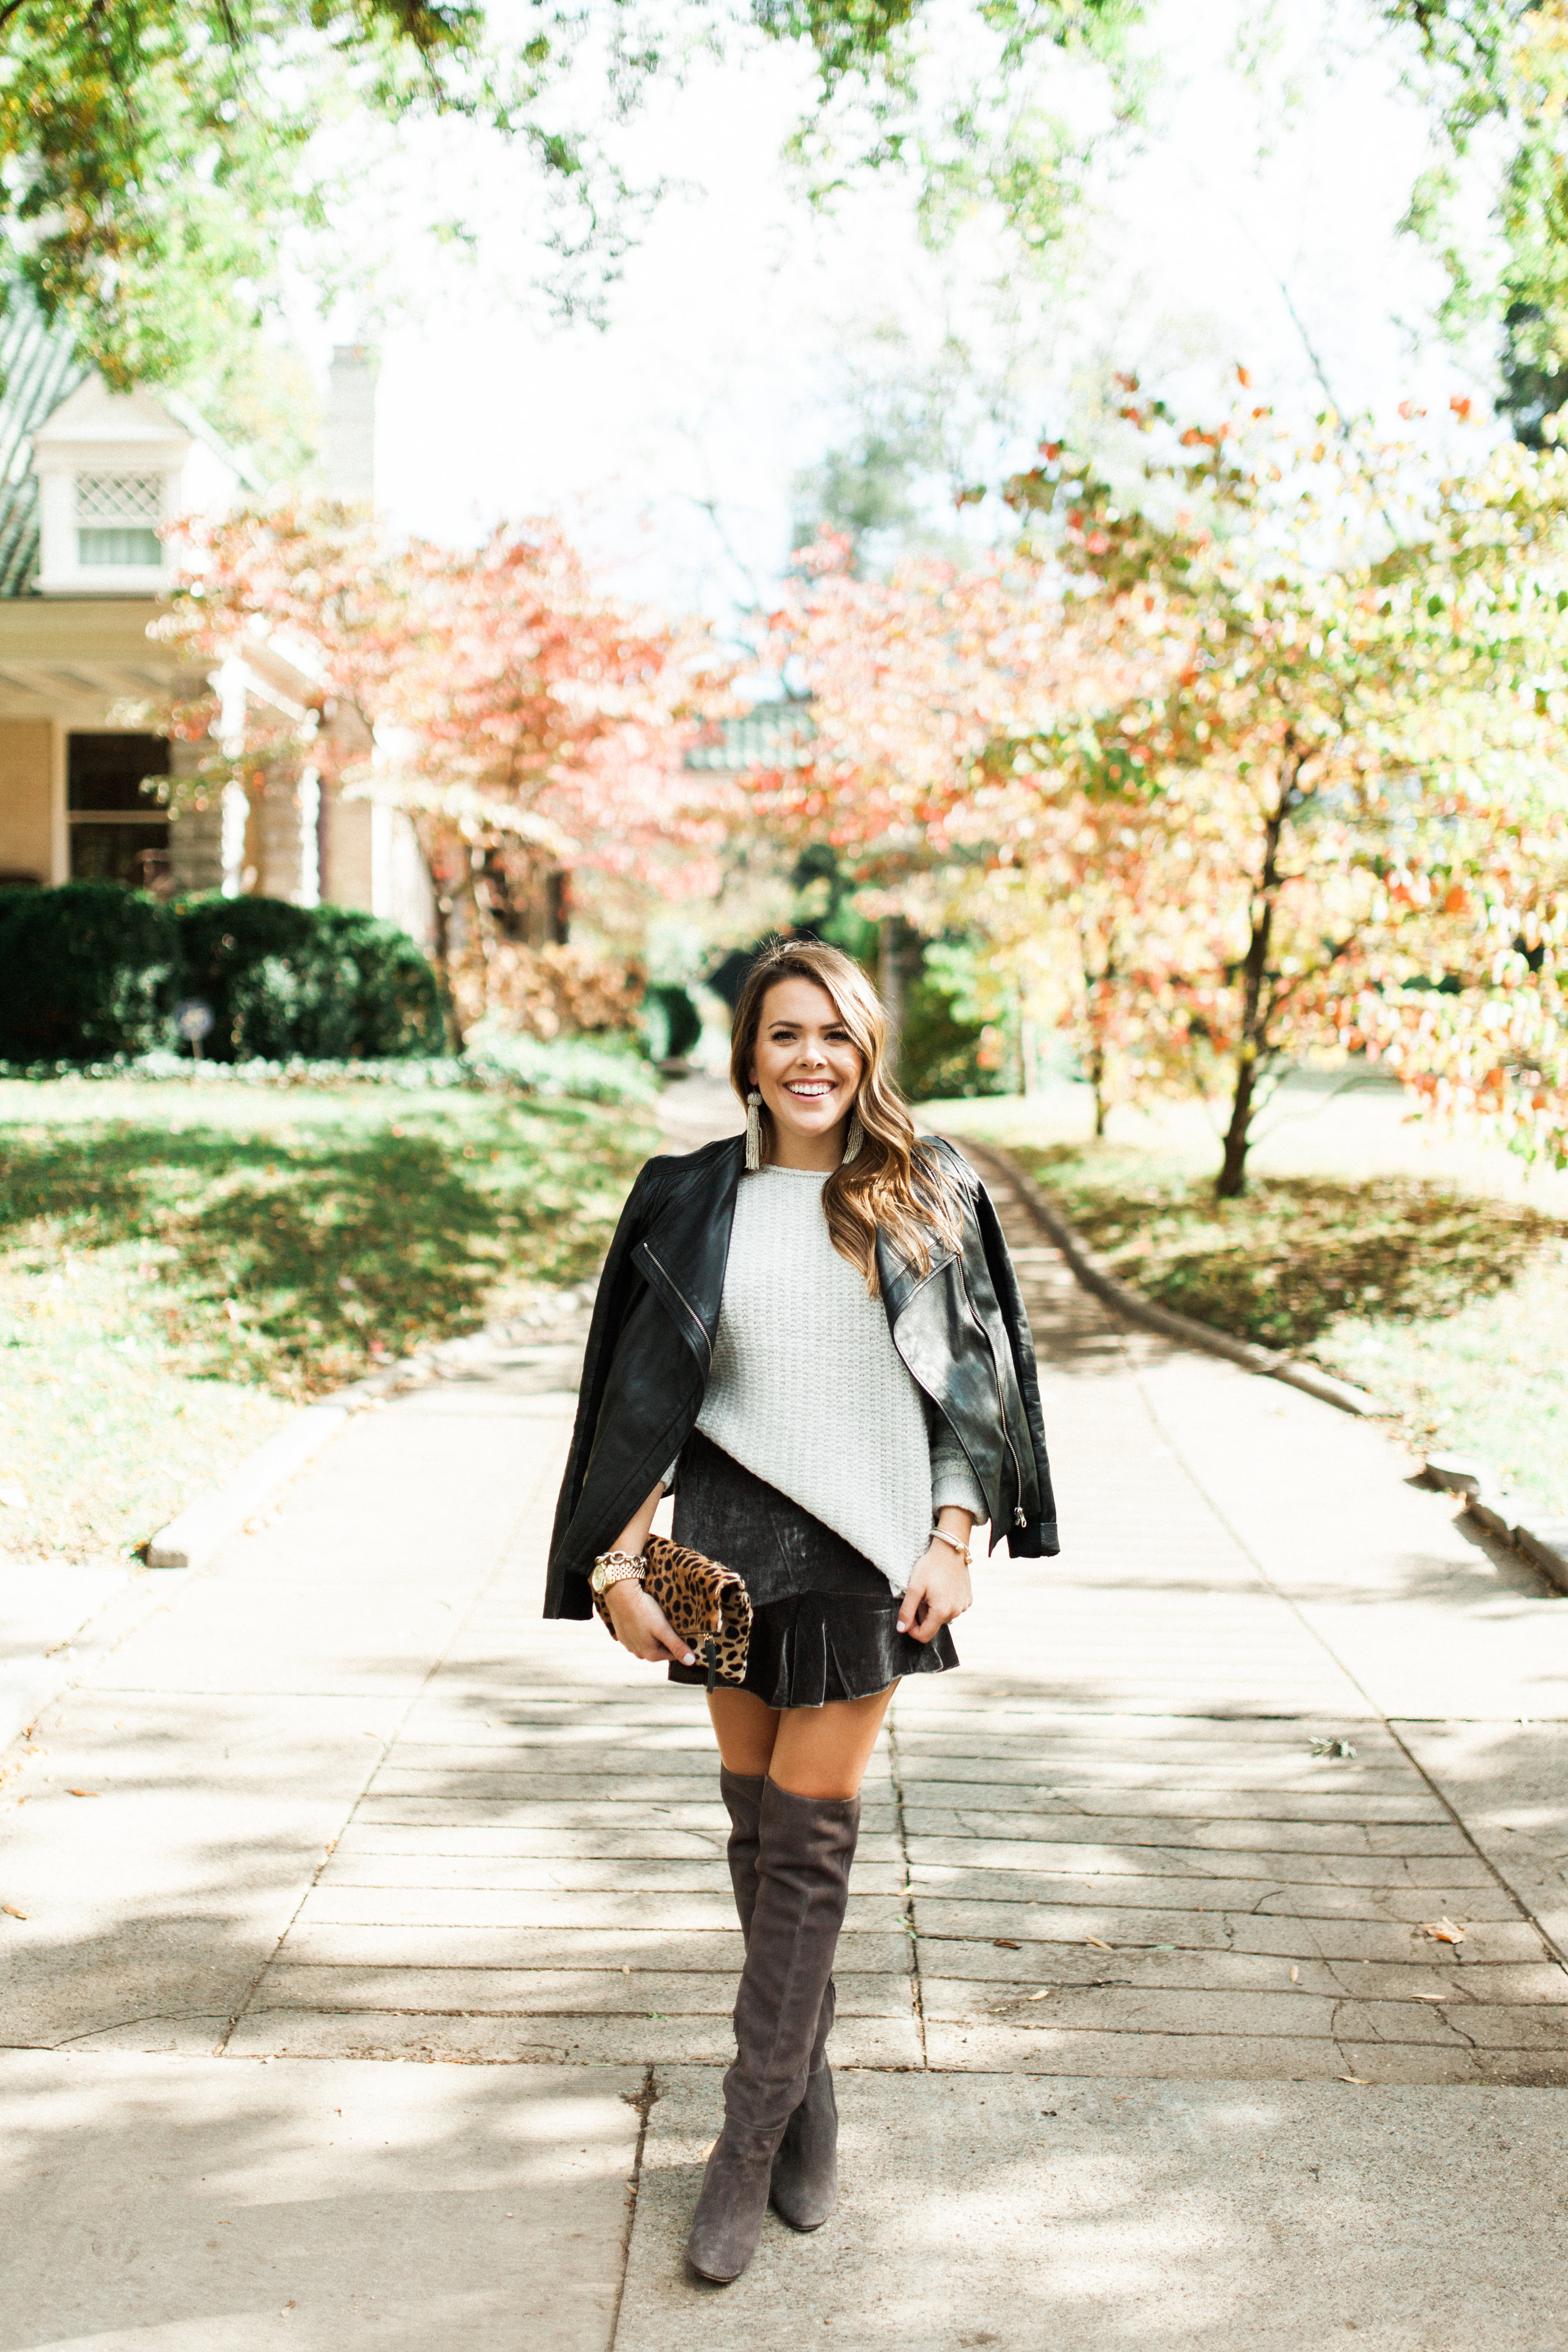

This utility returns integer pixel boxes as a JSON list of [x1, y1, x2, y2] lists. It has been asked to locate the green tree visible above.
[[1383, 1, 1568, 425], [0, 1, 593, 390], [0, 0, 1141, 402]]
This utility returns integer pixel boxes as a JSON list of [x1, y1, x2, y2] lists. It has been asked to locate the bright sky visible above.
[[312, 0, 1497, 629]]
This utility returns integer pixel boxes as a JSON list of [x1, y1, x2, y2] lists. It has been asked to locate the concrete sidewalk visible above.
[[1, 1087, 1565, 2348]]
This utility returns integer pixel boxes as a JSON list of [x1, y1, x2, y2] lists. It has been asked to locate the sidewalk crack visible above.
[[609, 2066, 658, 2351], [885, 1705, 928, 2069]]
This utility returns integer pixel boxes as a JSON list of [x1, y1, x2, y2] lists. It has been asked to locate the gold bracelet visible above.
[[930, 1525, 972, 1568]]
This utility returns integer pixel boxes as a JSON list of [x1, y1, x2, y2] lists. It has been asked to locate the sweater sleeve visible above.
[[929, 1410, 988, 1523]]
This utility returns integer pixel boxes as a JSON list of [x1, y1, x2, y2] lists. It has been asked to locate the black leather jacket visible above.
[[544, 1132, 1058, 1618]]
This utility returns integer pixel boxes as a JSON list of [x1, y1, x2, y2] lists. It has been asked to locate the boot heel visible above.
[[771, 2062, 838, 2230]]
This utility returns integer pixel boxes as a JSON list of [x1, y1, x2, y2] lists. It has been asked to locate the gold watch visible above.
[[590, 1548, 646, 1596]]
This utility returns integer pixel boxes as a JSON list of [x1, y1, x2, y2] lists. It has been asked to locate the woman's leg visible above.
[[688, 1685, 897, 2278], [708, 1683, 894, 1796], [708, 1687, 781, 1779]]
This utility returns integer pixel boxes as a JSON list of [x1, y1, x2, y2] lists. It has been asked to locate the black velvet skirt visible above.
[[666, 1429, 958, 1709]]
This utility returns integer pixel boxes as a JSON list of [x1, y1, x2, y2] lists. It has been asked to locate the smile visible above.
[[784, 1081, 835, 1098]]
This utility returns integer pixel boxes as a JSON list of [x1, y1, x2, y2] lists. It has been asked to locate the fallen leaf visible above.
[[2, 1903, 26, 1920], [1290, 1966, 1300, 1983], [1309, 1738, 1357, 1759], [66, 1789, 99, 1799], [994, 1937, 1021, 1950], [1337, 2075, 1370, 2085], [1420, 1919, 1465, 1943], [0, 1485, 27, 1509], [1027, 1989, 1054, 2002], [1412, 1992, 1446, 2002], [1085, 1936, 1113, 1951]]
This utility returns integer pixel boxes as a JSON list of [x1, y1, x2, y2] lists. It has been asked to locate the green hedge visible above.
[[899, 973, 1011, 1100], [0, 882, 182, 1061], [0, 884, 445, 1064], [638, 983, 704, 1063], [176, 896, 444, 1060]]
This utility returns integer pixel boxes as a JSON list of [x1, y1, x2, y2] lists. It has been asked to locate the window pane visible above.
[[78, 527, 163, 566], [75, 472, 162, 522], [68, 733, 171, 812], [68, 823, 172, 891]]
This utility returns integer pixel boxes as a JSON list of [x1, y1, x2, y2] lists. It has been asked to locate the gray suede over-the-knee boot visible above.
[[687, 1778, 859, 2283], [719, 1768, 764, 1935], [718, 1768, 841, 2233]]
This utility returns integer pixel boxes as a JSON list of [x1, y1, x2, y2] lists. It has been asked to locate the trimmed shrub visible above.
[[174, 895, 444, 1060], [0, 881, 181, 1061], [312, 907, 447, 1058], [899, 973, 1011, 1101], [638, 983, 704, 1063]]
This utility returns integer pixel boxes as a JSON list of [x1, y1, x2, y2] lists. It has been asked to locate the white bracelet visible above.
[[930, 1525, 972, 1567]]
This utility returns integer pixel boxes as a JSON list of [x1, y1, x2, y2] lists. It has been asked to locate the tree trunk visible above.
[[879, 915, 917, 1078], [1082, 928, 1113, 1141], [1088, 1036, 1108, 1138], [1215, 761, 1295, 1199], [1216, 1048, 1258, 1197]]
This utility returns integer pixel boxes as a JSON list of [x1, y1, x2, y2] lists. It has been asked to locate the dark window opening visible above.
[[68, 733, 171, 813], [68, 734, 172, 892]]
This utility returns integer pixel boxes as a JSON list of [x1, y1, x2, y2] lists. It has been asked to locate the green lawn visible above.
[[930, 1090, 1568, 1516], [0, 1077, 657, 1562]]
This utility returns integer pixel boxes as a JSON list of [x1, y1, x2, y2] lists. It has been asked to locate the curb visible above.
[[1422, 1454, 1568, 1597], [950, 1134, 1382, 1420], [145, 1283, 596, 1572], [0, 1563, 188, 1765]]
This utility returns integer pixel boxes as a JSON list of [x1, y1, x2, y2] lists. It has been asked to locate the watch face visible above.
[[590, 1563, 607, 1593]]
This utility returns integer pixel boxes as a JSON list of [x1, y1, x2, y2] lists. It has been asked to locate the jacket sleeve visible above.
[[972, 1176, 1059, 1558], [546, 1157, 664, 1582]]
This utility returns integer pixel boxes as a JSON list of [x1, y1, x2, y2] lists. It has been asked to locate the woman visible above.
[[545, 939, 1057, 2283]]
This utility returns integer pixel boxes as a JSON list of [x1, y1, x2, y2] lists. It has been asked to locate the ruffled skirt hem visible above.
[[668, 1592, 958, 1709]]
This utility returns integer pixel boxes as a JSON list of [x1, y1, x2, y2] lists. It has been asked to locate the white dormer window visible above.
[[74, 470, 165, 568], [30, 376, 234, 596]]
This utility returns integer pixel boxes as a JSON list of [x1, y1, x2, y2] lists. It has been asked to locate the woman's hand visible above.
[[604, 1576, 698, 1667], [897, 1538, 973, 1643]]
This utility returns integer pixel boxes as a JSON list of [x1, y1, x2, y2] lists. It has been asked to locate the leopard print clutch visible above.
[[592, 1533, 753, 1688]]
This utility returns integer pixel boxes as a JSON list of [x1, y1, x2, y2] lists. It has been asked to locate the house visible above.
[[0, 304, 433, 944]]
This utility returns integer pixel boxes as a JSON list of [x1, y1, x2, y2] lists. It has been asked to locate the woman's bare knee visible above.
[[768, 1686, 895, 1799], [707, 1688, 780, 1776]]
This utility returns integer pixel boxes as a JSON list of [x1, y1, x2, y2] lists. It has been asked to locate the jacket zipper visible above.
[[643, 1243, 711, 1369]]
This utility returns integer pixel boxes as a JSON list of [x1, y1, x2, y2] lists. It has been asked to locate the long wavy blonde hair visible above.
[[729, 938, 961, 1293]]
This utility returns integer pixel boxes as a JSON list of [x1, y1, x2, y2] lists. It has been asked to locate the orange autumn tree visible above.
[[747, 531, 1175, 1085], [155, 500, 723, 1030], [1003, 385, 1568, 1190]]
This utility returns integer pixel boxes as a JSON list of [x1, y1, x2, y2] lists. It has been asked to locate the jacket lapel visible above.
[[633, 1134, 745, 1369], [876, 1225, 959, 1328]]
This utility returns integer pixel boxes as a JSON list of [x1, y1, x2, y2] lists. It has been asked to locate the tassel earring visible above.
[[842, 1108, 865, 1164], [745, 1088, 764, 1172]]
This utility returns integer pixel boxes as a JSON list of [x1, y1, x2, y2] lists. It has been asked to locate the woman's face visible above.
[[749, 977, 865, 1152]]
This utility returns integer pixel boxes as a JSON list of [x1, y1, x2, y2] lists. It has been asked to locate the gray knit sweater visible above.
[[691, 1164, 987, 1595]]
